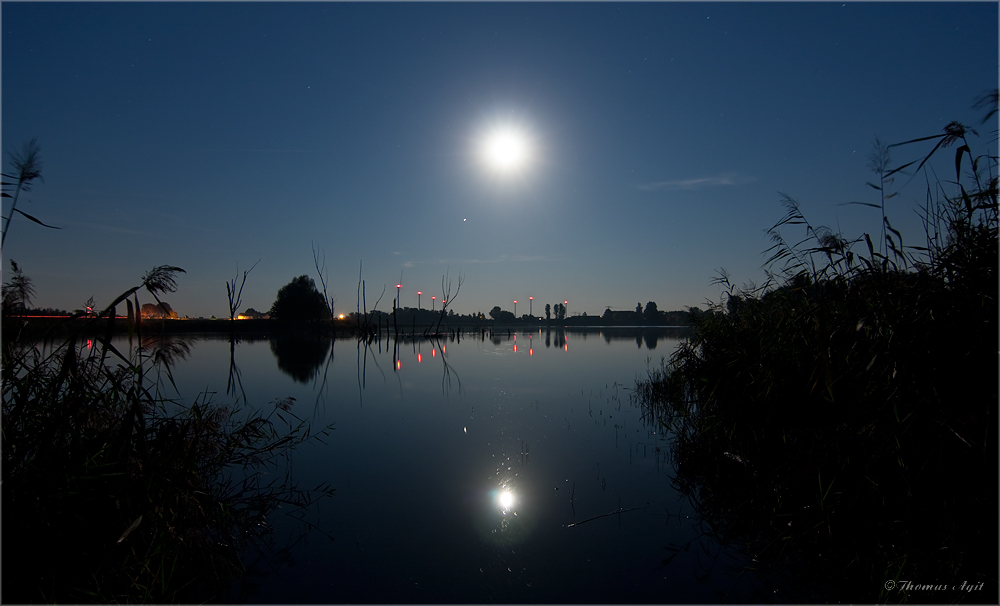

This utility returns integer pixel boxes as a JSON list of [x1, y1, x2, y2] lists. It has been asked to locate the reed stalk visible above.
[[2, 267, 335, 603], [635, 114, 997, 602]]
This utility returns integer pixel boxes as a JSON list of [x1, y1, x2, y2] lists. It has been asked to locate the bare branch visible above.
[[226, 259, 260, 321], [312, 243, 334, 318]]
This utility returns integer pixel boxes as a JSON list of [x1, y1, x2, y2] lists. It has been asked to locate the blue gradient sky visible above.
[[3, 2, 996, 318]]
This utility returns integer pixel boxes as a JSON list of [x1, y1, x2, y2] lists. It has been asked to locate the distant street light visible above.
[[529, 296, 533, 317], [396, 284, 402, 309], [564, 300, 569, 318], [432, 296, 436, 311], [514, 300, 517, 317], [417, 291, 422, 309]]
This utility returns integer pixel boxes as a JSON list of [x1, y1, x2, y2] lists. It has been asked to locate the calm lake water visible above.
[[137, 327, 777, 603]]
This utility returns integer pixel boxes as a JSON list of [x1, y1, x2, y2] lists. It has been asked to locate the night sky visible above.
[[3, 2, 996, 319]]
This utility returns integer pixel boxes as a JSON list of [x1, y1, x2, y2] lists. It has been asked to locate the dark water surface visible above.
[[146, 327, 773, 603]]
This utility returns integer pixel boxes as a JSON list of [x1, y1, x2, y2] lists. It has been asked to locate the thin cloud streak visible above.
[[72, 221, 161, 239], [638, 173, 757, 191], [197, 148, 314, 153], [450, 254, 563, 265], [406, 254, 563, 267]]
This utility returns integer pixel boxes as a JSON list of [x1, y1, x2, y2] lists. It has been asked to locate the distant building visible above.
[[140, 302, 179, 319], [237, 307, 269, 320]]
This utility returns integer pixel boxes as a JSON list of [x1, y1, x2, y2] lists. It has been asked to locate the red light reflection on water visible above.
[[396, 360, 401, 370], [418, 352, 422, 363]]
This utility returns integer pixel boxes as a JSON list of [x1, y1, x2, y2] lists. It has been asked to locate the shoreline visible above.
[[4, 315, 695, 340]]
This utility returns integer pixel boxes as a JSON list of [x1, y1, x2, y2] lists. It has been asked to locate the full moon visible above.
[[479, 126, 533, 175]]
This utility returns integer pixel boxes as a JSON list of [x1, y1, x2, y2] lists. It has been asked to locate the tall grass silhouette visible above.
[[2, 266, 335, 603], [635, 109, 997, 602]]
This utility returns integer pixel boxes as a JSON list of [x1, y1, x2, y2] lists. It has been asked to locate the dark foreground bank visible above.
[[635, 119, 998, 603]]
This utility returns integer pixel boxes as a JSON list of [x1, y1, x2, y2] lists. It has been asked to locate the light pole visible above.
[[417, 291, 422, 309], [432, 296, 436, 311], [514, 300, 518, 317], [564, 300, 568, 318], [529, 296, 533, 317], [396, 284, 401, 309]]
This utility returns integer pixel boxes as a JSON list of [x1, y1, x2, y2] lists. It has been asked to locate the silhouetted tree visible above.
[[489, 305, 515, 323], [545, 303, 551, 321], [270, 275, 331, 321], [644, 301, 659, 322], [635, 302, 642, 314]]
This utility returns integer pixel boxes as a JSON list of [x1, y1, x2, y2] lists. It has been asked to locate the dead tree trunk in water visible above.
[[428, 270, 465, 336]]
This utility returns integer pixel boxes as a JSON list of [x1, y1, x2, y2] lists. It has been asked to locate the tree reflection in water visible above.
[[269, 334, 333, 384]]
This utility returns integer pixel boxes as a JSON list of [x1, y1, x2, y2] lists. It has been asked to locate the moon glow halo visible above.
[[479, 126, 533, 175]]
